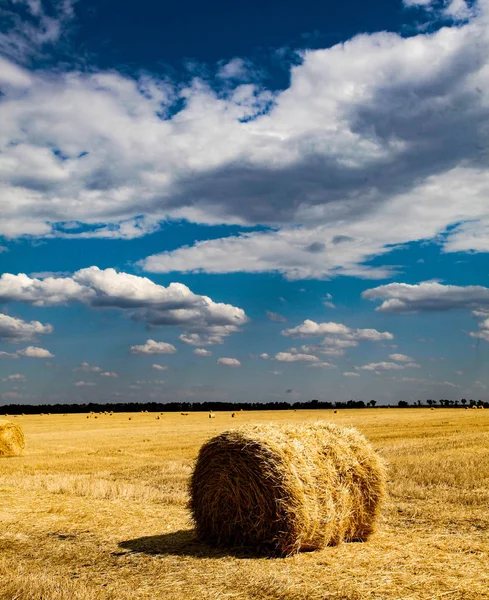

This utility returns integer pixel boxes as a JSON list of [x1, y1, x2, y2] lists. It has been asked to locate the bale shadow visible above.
[[118, 529, 264, 559]]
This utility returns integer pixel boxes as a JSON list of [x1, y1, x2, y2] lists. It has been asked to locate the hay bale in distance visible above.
[[190, 422, 386, 557], [0, 420, 25, 457]]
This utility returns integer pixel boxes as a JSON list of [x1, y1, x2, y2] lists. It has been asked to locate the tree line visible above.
[[1, 397, 488, 414]]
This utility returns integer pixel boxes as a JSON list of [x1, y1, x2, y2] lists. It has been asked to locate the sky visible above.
[[0, 0, 488, 406]]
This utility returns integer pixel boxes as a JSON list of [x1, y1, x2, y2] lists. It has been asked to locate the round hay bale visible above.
[[190, 422, 386, 556], [0, 419, 25, 457]]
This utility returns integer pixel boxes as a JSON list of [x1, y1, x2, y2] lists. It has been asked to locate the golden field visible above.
[[0, 408, 488, 600]]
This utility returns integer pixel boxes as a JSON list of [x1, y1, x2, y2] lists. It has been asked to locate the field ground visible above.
[[0, 408, 488, 600]]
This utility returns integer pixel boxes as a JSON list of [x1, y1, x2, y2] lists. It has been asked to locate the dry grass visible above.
[[0, 409, 488, 599], [190, 423, 385, 555], [0, 418, 25, 456]]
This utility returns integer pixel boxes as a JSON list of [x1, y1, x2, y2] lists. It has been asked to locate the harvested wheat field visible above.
[[0, 408, 488, 600]]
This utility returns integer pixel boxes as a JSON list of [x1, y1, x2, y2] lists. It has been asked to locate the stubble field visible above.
[[0, 408, 488, 600]]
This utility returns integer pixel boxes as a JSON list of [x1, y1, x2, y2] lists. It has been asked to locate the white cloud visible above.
[[178, 332, 226, 346], [356, 362, 405, 371], [76, 362, 101, 373], [130, 339, 177, 355], [282, 320, 351, 338], [308, 361, 336, 369], [100, 371, 118, 378], [193, 348, 213, 357], [17, 346, 53, 358], [5, 346, 54, 358], [323, 293, 335, 309], [343, 372, 360, 377], [217, 357, 241, 367], [275, 319, 393, 362], [275, 351, 319, 363], [389, 353, 414, 362], [364, 281, 489, 343], [259, 353, 270, 359], [363, 281, 489, 313], [0, 267, 247, 341], [0, 312, 52, 342], [0, 0, 77, 64], [0, 3, 488, 284], [1, 373, 26, 382], [74, 380, 96, 387], [151, 364, 168, 371], [266, 310, 287, 323], [282, 319, 393, 341]]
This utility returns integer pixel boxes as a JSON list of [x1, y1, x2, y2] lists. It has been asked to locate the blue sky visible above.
[[1, 0, 488, 405]]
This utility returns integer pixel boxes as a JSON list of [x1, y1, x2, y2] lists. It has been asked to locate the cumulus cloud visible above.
[[308, 361, 336, 369], [74, 380, 96, 387], [151, 364, 168, 371], [275, 319, 393, 362], [282, 320, 393, 341], [356, 362, 406, 371], [364, 281, 489, 342], [17, 345, 54, 358], [323, 294, 335, 309], [363, 282, 489, 313], [0, 345, 55, 359], [389, 353, 414, 362], [275, 351, 319, 363], [76, 362, 101, 373], [1, 373, 26, 382], [266, 311, 287, 323], [100, 371, 118, 378], [0, 267, 247, 341], [130, 339, 177, 355], [0, 3, 488, 282], [217, 357, 241, 367], [343, 371, 360, 377], [193, 348, 213, 357], [0, 312, 53, 342]]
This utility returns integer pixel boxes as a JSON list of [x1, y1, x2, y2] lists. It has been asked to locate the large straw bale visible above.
[[190, 422, 386, 556], [0, 419, 25, 457]]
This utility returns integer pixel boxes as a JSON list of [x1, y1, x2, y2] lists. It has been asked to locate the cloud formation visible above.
[[0, 3, 488, 279], [151, 364, 168, 371], [0, 345, 54, 359], [1, 373, 26, 382], [193, 348, 213, 357], [129, 340, 177, 355], [0, 267, 247, 341], [0, 312, 52, 342], [364, 281, 489, 342], [275, 351, 319, 363], [217, 357, 241, 367]]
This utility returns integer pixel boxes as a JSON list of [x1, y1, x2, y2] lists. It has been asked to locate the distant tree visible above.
[[368, 400, 376, 407], [461, 398, 467, 406], [398, 400, 409, 408], [427, 400, 433, 407]]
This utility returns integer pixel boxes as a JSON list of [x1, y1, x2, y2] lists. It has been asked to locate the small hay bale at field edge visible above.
[[190, 422, 386, 557], [0, 419, 25, 457]]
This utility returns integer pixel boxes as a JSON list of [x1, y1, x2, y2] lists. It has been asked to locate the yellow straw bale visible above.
[[190, 422, 386, 556], [0, 420, 25, 457]]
